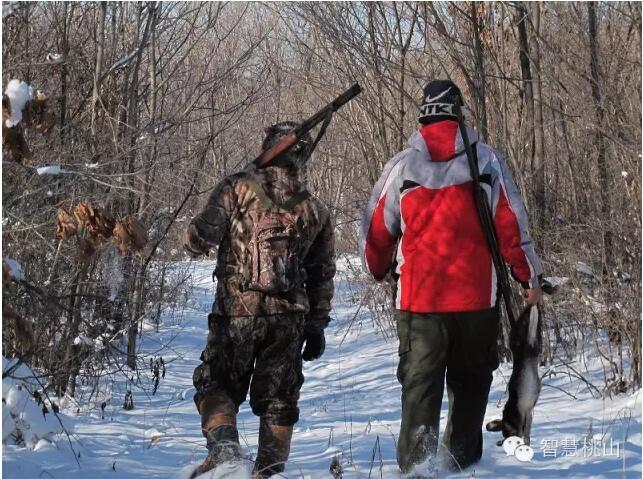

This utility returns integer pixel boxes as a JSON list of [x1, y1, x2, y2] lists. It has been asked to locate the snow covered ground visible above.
[[3, 258, 641, 479]]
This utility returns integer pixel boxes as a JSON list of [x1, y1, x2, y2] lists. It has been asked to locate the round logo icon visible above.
[[514, 444, 535, 462], [503, 436, 525, 456]]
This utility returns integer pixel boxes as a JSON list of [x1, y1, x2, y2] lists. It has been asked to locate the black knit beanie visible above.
[[418, 80, 463, 124]]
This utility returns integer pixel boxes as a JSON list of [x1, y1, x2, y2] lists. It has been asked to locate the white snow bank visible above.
[[4, 257, 25, 281], [33, 438, 55, 452], [4, 79, 33, 127], [2, 259, 640, 478], [2, 357, 68, 449]]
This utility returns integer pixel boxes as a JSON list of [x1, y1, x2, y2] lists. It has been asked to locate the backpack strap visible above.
[[245, 180, 310, 212], [246, 180, 276, 210], [280, 190, 311, 212]]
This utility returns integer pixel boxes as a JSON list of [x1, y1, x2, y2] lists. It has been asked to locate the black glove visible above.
[[302, 330, 325, 361], [182, 224, 209, 258], [301, 318, 329, 361]]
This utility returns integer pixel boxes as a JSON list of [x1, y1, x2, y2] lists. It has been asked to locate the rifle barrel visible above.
[[331, 83, 362, 111], [255, 83, 362, 168]]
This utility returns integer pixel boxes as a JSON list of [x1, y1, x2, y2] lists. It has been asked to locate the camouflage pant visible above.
[[193, 314, 305, 426]]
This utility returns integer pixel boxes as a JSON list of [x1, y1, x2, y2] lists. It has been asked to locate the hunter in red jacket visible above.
[[361, 80, 543, 475]]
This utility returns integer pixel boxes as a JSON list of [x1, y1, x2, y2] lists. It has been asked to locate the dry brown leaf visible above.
[[73, 202, 93, 228], [113, 216, 148, 254], [73, 202, 115, 241], [56, 208, 77, 239], [25, 91, 55, 134]]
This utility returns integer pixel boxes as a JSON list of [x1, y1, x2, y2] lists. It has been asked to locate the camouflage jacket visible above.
[[184, 165, 335, 324]]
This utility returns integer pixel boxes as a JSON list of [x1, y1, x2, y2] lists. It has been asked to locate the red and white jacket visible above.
[[361, 120, 542, 313]]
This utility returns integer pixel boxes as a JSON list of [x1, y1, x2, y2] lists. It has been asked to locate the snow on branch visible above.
[[36, 165, 62, 176], [108, 49, 139, 73]]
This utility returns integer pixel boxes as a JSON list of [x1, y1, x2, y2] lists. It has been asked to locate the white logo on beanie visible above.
[[423, 87, 453, 105], [419, 103, 454, 116]]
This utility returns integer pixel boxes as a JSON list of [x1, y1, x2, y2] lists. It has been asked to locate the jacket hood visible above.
[[407, 120, 478, 162]]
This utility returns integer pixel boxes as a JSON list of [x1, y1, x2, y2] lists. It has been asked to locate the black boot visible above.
[[191, 425, 241, 478], [252, 419, 293, 478]]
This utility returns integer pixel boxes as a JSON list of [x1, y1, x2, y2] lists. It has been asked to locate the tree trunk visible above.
[[125, 3, 155, 370], [470, 3, 488, 142], [515, 3, 535, 197], [588, 2, 612, 270], [60, 256, 90, 397], [530, 3, 546, 232], [90, 2, 107, 140], [58, 2, 71, 145]]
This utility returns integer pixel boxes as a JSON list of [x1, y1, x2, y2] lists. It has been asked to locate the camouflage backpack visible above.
[[243, 180, 310, 294]]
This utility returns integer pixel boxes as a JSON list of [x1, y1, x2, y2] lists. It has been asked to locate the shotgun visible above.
[[254, 83, 362, 168], [454, 101, 518, 324]]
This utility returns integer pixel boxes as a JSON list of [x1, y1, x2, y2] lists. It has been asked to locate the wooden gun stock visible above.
[[254, 83, 362, 168], [256, 132, 297, 167]]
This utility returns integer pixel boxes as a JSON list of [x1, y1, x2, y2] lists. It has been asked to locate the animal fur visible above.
[[487, 304, 542, 445]]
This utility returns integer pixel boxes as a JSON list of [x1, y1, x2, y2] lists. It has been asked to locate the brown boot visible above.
[[192, 393, 241, 478], [253, 419, 293, 478], [191, 426, 242, 478], [197, 392, 238, 437]]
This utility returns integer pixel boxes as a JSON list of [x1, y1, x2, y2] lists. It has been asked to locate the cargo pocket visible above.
[[395, 312, 412, 356], [396, 313, 412, 385], [398, 334, 411, 356], [193, 361, 211, 396], [195, 314, 229, 393]]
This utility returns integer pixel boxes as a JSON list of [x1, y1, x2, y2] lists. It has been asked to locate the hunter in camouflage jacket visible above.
[[183, 164, 335, 326]]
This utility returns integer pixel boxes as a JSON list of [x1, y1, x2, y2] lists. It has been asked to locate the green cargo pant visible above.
[[396, 308, 500, 473]]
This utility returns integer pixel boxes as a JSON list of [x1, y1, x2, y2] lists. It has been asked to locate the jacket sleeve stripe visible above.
[[494, 187, 534, 283], [361, 154, 405, 280]]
